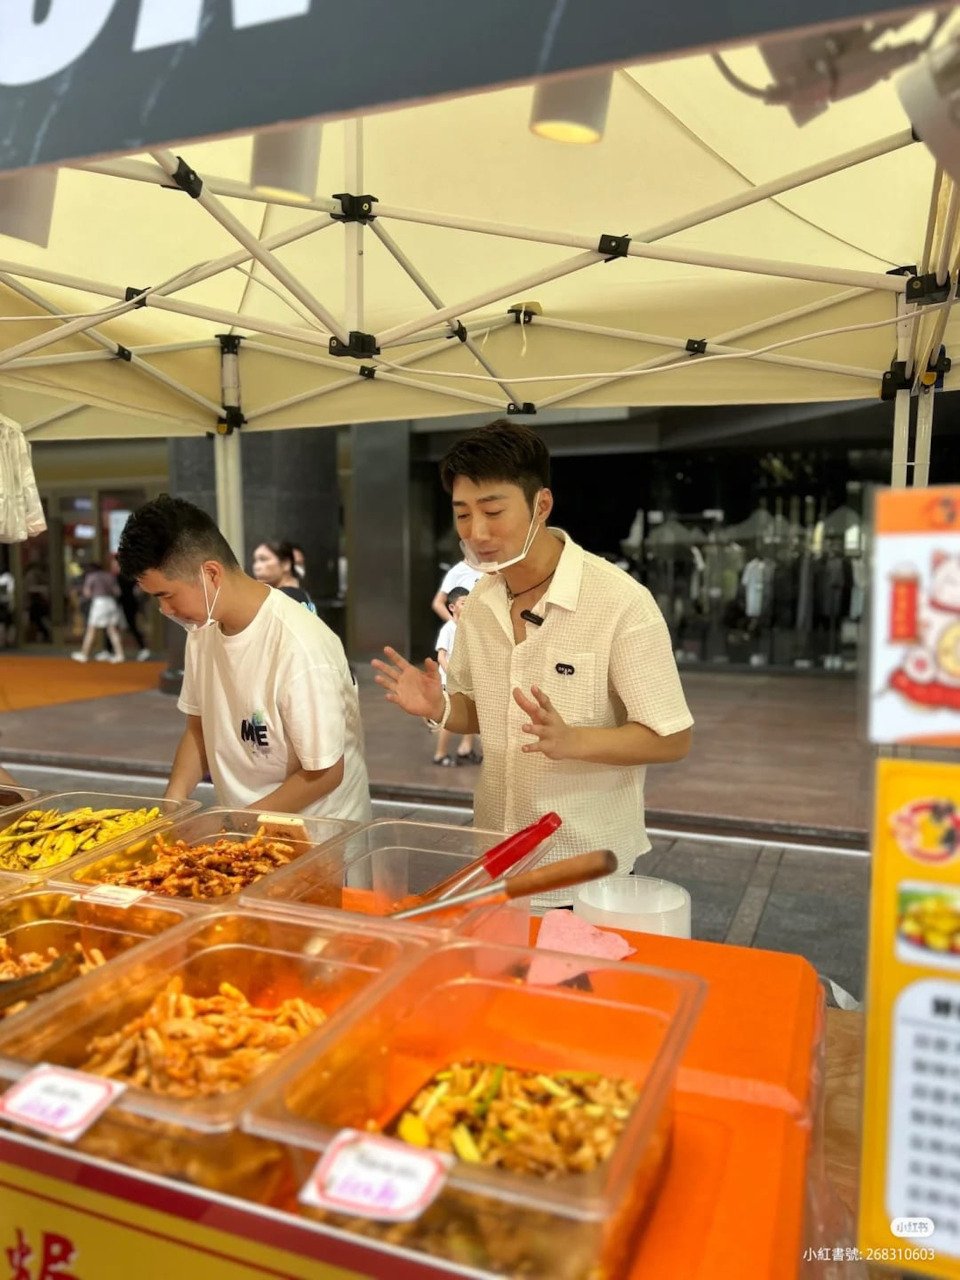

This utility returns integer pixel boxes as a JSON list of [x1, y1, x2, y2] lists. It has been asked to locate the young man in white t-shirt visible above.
[[117, 495, 371, 822]]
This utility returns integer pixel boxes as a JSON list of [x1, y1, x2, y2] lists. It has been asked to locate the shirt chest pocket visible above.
[[542, 651, 597, 724]]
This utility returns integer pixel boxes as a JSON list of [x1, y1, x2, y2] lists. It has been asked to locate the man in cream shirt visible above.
[[374, 421, 692, 902], [118, 495, 371, 821]]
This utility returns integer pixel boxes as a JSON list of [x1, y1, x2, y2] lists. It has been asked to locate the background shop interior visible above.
[[3, 393, 956, 676]]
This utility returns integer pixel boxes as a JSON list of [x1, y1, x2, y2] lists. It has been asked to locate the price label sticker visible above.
[[299, 1129, 453, 1222], [0, 1064, 125, 1142], [83, 884, 147, 907]]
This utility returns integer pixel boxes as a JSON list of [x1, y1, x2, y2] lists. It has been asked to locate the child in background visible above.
[[433, 587, 481, 767]]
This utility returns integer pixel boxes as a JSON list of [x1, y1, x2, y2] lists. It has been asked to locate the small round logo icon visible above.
[[890, 1216, 935, 1238]]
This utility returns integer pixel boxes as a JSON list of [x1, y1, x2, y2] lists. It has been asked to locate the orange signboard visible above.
[[859, 758, 960, 1276]]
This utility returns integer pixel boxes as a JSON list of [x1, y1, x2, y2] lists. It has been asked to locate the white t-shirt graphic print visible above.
[[178, 588, 371, 821]]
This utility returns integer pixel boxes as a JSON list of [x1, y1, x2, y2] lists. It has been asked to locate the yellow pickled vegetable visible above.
[[398, 1112, 430, 1147], [0, 806, 162, 873], [451, 1124, 482, 1163]]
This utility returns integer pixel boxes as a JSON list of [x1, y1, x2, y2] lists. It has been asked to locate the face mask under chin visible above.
[[460, 491, 544, 575], [167, 571, 221, 633]]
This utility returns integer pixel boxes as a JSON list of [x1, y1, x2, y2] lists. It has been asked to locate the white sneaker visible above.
[[108, 653, 125, 664], [70, 652, 88, 663], [94, 651, 112, 662], [137, 648, 151, 662]]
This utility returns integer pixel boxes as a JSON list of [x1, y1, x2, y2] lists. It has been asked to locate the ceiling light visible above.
[[899, 35, 960, 185], [250, 122, 322, 202], [529, 70, 613, 144], [0, 168, 58, 247]]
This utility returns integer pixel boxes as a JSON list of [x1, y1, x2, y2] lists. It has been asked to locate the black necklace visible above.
[[505, 570, 555, 604]]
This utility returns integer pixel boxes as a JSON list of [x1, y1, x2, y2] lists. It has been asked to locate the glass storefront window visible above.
[[548, 443, 887, 676]]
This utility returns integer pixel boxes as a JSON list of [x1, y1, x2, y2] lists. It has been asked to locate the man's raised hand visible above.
[[372, 647, 445, 719]]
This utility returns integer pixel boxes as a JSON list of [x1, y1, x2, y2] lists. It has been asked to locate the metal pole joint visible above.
[[921, 344, 952, 389], [906, 272, 952, 306], [170, 157, 203, 199], [329, 330, 380, 358], [215, 407, 245, 436], [598, 233, 630, 261], [331, 192, 378, 223], [881, 358, 913, 401]]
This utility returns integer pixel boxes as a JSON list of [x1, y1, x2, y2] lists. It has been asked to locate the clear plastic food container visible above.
[[0, 791, 198, 882], [64, 808, 354, 904], [0, 873, 31, 901], [242, 820, 552, 944], [0, 908, 422, 1201], [0, 888, 189, 1024], [0, 786, 41, 810], [247, 939, 705, 1280]]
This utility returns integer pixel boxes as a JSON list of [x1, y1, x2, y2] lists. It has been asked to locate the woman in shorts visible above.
[[71, 563, 124, 664]]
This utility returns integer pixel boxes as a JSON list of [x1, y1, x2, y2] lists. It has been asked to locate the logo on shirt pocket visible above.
[[546, 652, 596, 724]]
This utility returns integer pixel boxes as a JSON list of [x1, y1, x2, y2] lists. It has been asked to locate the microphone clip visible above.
[[520, 609, 545, 627]]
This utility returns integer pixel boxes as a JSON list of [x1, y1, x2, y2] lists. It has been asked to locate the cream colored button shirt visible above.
[[447, 531, 693, 898]]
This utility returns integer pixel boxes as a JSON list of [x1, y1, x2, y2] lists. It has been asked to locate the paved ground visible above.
[[10, 761, 872, 1002], [0, 660, 872, 844]]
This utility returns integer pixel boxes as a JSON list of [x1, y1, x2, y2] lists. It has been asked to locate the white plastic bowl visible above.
[[573, 874, 691, 938]]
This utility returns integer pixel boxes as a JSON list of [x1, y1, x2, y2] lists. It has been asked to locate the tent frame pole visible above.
[[891, 294, 914, 488], [78, 157, 342, 216], [0, 294, 139, 370], [151, 149, 347, 341], [214, 431, 244, 561], [370, 221, 523, 403], [243, 335, 496, 421], [377, 253, 599, 347], [215, 339, 244, 560], [22, 405, 85, 435], [344, 120, 365, 334], [372, 368, 504, 409], [536, 289, 881, 410], [4, 351, 115, 368], [532, 314, 882, 381], [633, 128, 914, 243], [80, 124, 911, 243], [0, 273, 222, 417], [0, 214, 335, 304], [0, 258, 333, 350], [891, 391, 912, 487], [913, 385, 935, 487], [379, 316, 514, 349], [935, 182, 960, 285]]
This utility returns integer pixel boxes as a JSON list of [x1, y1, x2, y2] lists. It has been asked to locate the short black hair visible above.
[[439, 420, 549, 509], [446, 585, 470, 613], [117, 494, 239, 581]]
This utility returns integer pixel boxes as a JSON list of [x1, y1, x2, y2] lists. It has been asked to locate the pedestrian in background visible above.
[[252, 540, 316, 612], [100, 558, 150, 661], [432, 586, 481, 767], [430, 557, 482, 622], [72, 562, 124, 664]]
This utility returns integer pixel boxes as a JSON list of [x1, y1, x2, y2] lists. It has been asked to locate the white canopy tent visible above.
[[0, 34, 955, 551]]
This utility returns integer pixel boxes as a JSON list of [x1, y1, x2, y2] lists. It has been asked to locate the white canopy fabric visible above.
[[0, 36, 955, 440]]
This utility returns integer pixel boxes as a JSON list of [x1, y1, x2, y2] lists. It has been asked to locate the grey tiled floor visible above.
[[9, 764, 870, 999]]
